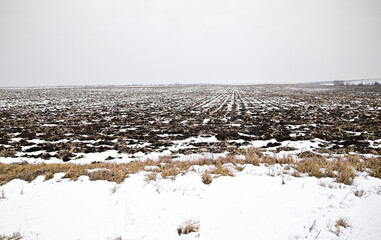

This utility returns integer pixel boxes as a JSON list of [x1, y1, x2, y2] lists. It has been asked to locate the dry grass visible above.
[[0, 148, 16, 158], [346, 154, 361, 164], [243, 147, 260, 166], [212, 164, 234, 177], [294, 159, 356, 184], [56, 150, 74, 161], [277, 155, 295, 165], [0, 232, 23, 240], [364, 157, 381, 178], [0, 149, 379, 186], [331, 217, 350, 237], [0, 189, 6, 199], [160, 165, 180, 179], [44, 172, 54, 181], [159, 155, 172, 163], [291, 171, 301, 177], [297, 151, 326, 161], [145, 172, 157, 182], [235, 165, 245, 172], [354, 189, 364, 198], [335, 163, 355, 185], [177, 219, 200, 235], [202, 171, 212, 184], [296, 160, 324, 178]]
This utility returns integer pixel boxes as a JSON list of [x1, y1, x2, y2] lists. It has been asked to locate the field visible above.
[[1, 85, 380, 161], [0, 85, 381, 239]]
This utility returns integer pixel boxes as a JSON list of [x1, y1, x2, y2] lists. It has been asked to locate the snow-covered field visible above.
[[1, 164, 381, 240], [1, 85, 381, 239]]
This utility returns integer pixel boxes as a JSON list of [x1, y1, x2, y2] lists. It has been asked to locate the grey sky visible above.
[[1, 0, 380, 87]]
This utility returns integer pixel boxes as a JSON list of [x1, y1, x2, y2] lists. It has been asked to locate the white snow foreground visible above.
[[1, 165, 381, 240]]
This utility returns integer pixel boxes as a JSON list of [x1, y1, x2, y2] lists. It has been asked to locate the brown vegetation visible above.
[[0, 232, 23, 240], [177, 220, 200, 235], [202, 171, 212, 184], [0, 150, 380, 186]]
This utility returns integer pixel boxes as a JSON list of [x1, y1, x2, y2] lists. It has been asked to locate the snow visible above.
[[1, 165, 381, 240]]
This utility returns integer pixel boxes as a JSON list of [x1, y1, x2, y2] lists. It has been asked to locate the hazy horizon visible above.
[[1, 0, 381, 87]]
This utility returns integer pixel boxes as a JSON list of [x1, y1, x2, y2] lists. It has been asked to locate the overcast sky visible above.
[[0, 0, 380, 87]]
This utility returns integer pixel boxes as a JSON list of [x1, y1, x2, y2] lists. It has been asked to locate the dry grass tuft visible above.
[[0, 189, 6, 199], [56, 150, 74, 161], [364, 157, 381, 178], [63, 166, 88, 181], [277, 155, 295, 165], [0, 232, 23, 240], [88, 169, 114, 181], [291, 171, 301, 177], [202, 171, 212, 184], [346, 155, 361, 164], [332, 217, 350, 237], [243, 147, 260, 166], [324, 166, 335, 178], [145, 172, 157, 182], [262, 156, 277, 165], [159, 155, 172, 163], [297, 151, 326, 160], [296, 160, 323, 178], [160, 165, 180, 179], [0, 148, 16, 158], [354, 189, 364, 198], [335, 164, 355, 185], [177, 219, 200, 235], [44, 172, 54, 181], [235, 165, 245, 172], [212, 164, 234, 177]]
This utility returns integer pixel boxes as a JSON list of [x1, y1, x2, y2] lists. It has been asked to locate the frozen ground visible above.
[[1, 85, 380, 162], [1, 164, 381, 240], [1, 85, 380, 239]]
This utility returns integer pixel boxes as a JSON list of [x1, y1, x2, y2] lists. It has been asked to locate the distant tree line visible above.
[[333, 80, 380, 86]]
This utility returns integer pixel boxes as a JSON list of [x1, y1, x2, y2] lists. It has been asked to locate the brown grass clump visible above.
[[346, 155, 361, 164], [159, 155, 172, 163], [262, 156, 277, 165], [145, 172, 157, 182], [336, 218, 349, 228], [44, 172, 54, 181], [243, 147, 260, 166], [296, 160, 324, 178], [63, 166, 88, 181], [0, 232, 23, 240], [90, 166, 129, 184], [88, 170, 114, 181], [160, 165, 180, 179], [235, 165, 245, 172], [202, 171, 212, 184], [335, 164, 355, 185], [297, 151, 326, 160], [56, 150, 74, 161], [331, 217, 350, 237], [364, 157, 381, 178], [212, 164, 234, 177], [0, 189, 6, 199], [324, 166, 336, 178], [276, 155, 295, 165], [291, 171, 301, 177], [177, 220, 200, 235], [0, 148, 16, 158], [354, 189, 364, 198]]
